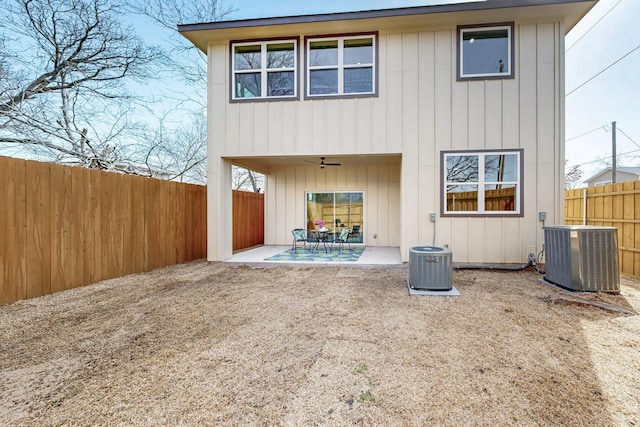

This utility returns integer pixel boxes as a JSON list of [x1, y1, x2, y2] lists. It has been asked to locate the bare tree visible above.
[[127, 0, 234, 93], [129, 111, 208, 183], [130, 0, 266, 188], [0, 0, 259, 186], [232, 166, 264, 192], [565, 160, 584, 189], [112, 0, 236, 183], [0, 0, 161, 172]]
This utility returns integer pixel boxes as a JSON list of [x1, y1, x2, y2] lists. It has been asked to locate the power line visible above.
[[617, 126, 640, 148], [566, 0, 622, 53], [566, 42, 640, 96], [566, 124, 607, 142], [567, 147, 640, 170]]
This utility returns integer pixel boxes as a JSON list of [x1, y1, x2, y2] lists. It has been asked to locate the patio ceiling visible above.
[[230, 154, 402, 174]]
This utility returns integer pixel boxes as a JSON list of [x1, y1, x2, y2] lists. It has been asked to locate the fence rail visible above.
[[1, 156, 207, 306], [565, 181, 640, 277]]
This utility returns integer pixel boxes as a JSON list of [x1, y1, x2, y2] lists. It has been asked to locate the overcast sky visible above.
[[226, 0, 639, 184]]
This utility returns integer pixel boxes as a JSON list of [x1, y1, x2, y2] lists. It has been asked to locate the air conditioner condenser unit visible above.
[[408, 246, 453, 291], [543, 226, 619, 293]]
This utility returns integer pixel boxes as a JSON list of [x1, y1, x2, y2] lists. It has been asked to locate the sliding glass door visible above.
[[306, 191, 364, 243]]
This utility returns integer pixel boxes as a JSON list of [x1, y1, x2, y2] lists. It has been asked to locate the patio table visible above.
[[311, 228, 331, 253]]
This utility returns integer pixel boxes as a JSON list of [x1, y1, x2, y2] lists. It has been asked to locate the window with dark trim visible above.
[[305, 34, 377, 98], [441, 149, 523, 216], [457, 23, 514, 80], [231, 39, 298, 100]]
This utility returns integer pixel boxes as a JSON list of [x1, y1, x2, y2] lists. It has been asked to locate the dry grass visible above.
[[1, 261, 639, 426]]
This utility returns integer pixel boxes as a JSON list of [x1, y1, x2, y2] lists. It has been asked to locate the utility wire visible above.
[[566, 0, 622, 53], [567, 147, 640, 169], [617, 126, 640, 148], [566, 124, 607, 142], [566, 125, 640, 168], [566, 42, 640, 96]]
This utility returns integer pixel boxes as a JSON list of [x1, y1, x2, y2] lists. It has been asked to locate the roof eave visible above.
[[179, 0, 597, 53]]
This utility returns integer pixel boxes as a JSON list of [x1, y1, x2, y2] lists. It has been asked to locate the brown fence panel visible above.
[[565, 181, 640, 278], [1, 156, 207, 306], [233, 190, 264, 251]]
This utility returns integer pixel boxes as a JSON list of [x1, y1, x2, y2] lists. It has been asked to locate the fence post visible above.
[[583, 188, 587, 225]]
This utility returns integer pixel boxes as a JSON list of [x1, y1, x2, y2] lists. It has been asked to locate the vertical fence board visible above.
[[176, 184, 187, 264], [194, 185, 207, 259], [144, 177, 162, 272], [120, 174, 134, 276], [621, 181, 633, 276], [25, 160, 51, 299], [101, 172, 120, 280], [50, 163, 70, 293], [168, 182, 179, 266], [160, 178, 171, 267], [77, 167, 92, 287], [1, 157, 27, 304], [635, 181, 640, 277], [67, 166, 85, 289], [87, 169, 103, 284], [0, 157, 8, 305], [185, 186, 196, 261], [130, 176, 146, 274]]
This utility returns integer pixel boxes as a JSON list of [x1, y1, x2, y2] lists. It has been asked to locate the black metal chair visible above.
[[291, 228, 308, 253], [349, 225, 361, 241], [332, 228, 351, 254]]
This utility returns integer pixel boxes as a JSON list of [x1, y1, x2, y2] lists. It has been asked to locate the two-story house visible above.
[[179, 0, 597, 263]]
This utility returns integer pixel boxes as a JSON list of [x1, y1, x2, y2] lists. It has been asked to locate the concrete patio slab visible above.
[[223, 246, 403, 268]]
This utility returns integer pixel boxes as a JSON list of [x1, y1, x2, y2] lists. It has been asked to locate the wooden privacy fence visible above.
[[447, 187, 516, 212], [306, 201, 364, 231], [233, 189, 264, 251], [565, 181, 640, 277], [1, 156, 207, 306]]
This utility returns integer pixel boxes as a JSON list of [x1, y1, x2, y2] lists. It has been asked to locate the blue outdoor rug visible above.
[[265, 247, 364, 262]]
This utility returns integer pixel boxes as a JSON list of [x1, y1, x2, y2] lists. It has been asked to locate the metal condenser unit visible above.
[[408, 246, 453, 291], [543, 226, 619, 293]]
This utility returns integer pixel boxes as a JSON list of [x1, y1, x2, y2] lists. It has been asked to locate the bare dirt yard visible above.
[[1, 261, 639, 426]]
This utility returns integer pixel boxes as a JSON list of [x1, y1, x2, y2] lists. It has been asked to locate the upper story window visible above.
[[458, 23, 514, 81], [232, 39, 298, 101], [306, 34, 377, 98], [442, 149, 523, 216]]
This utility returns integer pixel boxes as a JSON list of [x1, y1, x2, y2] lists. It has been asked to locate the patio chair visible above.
[[349, 225, 361, 241], [291, 228, 309, 253], [332, 228, 351, 254]]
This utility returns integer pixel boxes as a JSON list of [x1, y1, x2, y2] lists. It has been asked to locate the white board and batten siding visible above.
[[207, 20, 566, 263]]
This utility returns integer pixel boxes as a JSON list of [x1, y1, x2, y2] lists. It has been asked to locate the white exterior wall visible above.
[[207, 21, 565, 263], [264, 165, 400, 248]]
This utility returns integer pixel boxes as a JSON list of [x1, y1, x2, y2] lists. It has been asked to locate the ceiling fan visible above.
[[305, 157, 342, 169]]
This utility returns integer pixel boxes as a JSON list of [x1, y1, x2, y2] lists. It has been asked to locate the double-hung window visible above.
[[306, 34, 377, 98], [458, 23, 514, 80], [442, 149, 523, 216], [232, 39, 298, 100]]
